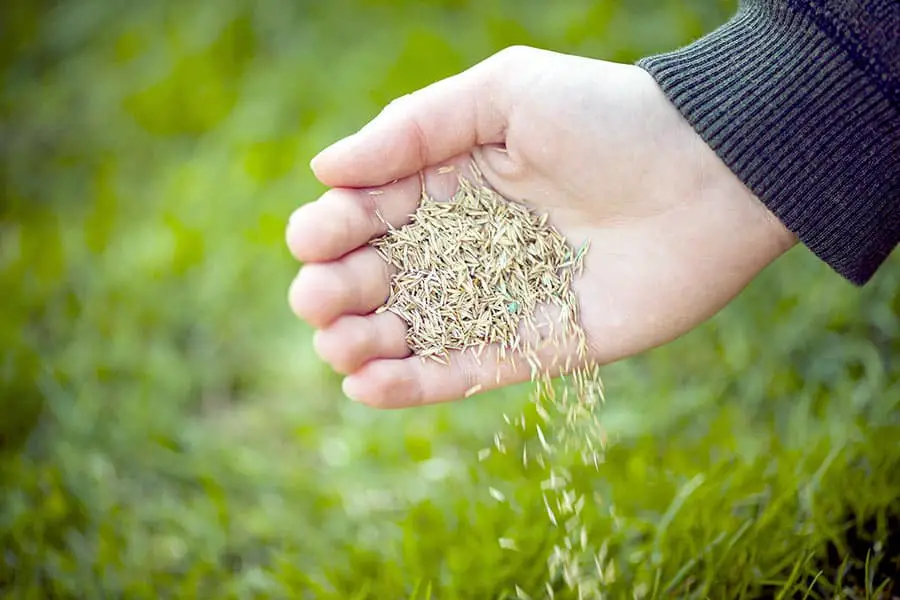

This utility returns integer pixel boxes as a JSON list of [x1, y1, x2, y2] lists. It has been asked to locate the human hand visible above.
[[286, 46, 797, 408]]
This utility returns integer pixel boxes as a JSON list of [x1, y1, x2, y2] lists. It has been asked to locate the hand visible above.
[[285, 46, 796, 408]]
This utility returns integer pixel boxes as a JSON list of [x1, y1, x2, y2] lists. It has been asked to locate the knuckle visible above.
[[341, 319, 372, 362], [385, 92, 413, 112], [353, 249, 392, 309], [375, 364, 422, 408], [475, 45, 539, 108], [493, 45, 534, 67], [402, 114, 431, 170], [355, 190, 385, 237], [329, 191, 363, 243], [315, 318, 368, 375], [333, 253, 365, 310], [383, 315, 411, 357]]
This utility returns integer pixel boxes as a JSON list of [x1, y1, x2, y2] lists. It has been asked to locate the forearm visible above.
[[638, 0, 900, 285]]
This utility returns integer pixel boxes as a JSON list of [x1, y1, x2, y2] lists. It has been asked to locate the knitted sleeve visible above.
[[638, 0, 900, 285]]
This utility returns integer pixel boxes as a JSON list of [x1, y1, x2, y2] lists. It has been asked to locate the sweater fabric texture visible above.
[[638, 0, 899, 285]]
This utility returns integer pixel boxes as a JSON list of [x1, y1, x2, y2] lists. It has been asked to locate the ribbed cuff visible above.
[[638, 0, 900, 285]]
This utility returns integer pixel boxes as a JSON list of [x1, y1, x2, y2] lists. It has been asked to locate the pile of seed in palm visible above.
[[370, 165, 610, 598], [371, 172, 587, 367]]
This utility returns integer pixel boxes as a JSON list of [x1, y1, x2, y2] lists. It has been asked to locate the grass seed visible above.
[[369, 165, 607, 596]]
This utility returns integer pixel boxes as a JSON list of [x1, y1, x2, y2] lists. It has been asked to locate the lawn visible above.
[[1, 0, 898, 598]]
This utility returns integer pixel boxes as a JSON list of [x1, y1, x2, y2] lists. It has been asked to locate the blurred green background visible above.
[[2, 0, 898, 598]]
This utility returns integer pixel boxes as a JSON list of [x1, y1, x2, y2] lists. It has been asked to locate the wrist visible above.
[[638, 1, 899, 285]]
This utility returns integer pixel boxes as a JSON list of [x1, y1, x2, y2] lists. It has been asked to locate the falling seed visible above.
[[493, 433, 506, 454], [536, 424, 551, 452], [365, 164, 604, 595], [499, 538, 519, 551], [488, 487, 506, 502], [544, 495, 558, 526]]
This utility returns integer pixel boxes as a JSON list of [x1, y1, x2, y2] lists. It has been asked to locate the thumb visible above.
[[310, 53, 511, 189]]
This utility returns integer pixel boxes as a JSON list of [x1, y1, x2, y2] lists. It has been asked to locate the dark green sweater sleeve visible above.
[[638, 0, 900, 285]]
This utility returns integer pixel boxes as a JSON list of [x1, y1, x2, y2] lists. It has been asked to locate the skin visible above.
[[285, 46, 797, 408]]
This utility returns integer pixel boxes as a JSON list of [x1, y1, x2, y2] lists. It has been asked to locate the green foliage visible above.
[[123, 14, 256, 136], [2, 0, 898, 598]]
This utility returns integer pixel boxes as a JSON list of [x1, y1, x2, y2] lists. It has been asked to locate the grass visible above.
[[2, 0, 898, 598]]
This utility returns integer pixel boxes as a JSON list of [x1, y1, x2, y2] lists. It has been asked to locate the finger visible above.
[[341, 351, 527, 408], [286, 182, 417, 264], [288, 246, 393, 328], [309, 50, 515, 188], [341, 327, 586, 408], [286, 158, 471, 264], [313, 311, 410, 375]]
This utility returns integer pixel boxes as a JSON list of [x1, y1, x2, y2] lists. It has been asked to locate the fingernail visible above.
[[342, 376, 363, 402]]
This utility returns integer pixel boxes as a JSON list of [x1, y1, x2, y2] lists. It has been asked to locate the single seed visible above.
[[499, 538, 519, 551], [464, 384, 483, 398]]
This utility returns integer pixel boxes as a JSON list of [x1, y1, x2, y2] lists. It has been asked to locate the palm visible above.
[[286, 48, 795, 408]]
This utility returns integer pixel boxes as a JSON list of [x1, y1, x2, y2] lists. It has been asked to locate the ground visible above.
[[1, 0, 898, 598]]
